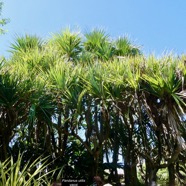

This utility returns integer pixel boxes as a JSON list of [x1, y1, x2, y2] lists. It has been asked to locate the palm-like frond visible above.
[[9, 34, 43, 54], [49, 29, 82, 61], [83, 29, 115, 61], [142, 57, 182, 101], [115, 37, 141, 57], [96, 43, 115, 61], [81, 64, 111, 100], [0, 70, 32, 110], [45, 62, 83, 108], [84, 29, 109, 52]]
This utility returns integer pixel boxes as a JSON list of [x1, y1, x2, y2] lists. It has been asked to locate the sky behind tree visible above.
[[0, 0, 186, 57]]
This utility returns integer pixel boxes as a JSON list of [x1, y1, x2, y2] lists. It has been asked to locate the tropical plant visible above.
[[114, 36, 141, 57], [83, 29, 114, 61], [138, 56, 186, 185], [48, 29, 82, 62], [9, 35, 43, 55], [1, 28, 186, 186], [0, 69, 33, 161], [0, 153, 58, 186]]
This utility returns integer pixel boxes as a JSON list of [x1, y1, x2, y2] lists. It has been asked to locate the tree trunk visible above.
[[0, 128, 11, 161], [123, 113, 139, 186], [112, 144, 120, 184], [111, 113, 120, 184], [124, 162, 139, 186], [146, 168, 158, 186], [168, 163, 176, 186], [0, 137, 8, 161], [124, 149, 139, 186]]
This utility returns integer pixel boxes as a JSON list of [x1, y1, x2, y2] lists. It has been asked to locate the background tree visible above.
[[0, 1, 9, 34]]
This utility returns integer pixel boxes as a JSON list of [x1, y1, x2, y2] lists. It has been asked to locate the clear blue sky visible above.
[[0, 0, 186, 57]]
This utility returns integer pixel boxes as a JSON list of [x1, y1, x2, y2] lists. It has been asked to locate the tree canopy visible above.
[[0, 30, 186, 186]]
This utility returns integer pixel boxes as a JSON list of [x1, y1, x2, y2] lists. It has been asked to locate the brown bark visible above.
[[168, 163, 176, 186]]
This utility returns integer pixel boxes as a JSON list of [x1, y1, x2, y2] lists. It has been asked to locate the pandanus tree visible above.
[[4, 34, 59, 162], [140, 56, 186, 186], [0, 66, 33, 161], [44, 61, 112, 180], [102, 58, 142, 186], [80, 64, 113, 177]]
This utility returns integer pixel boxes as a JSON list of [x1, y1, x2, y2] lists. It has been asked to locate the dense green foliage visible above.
[[0, 30, 186, 186]]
